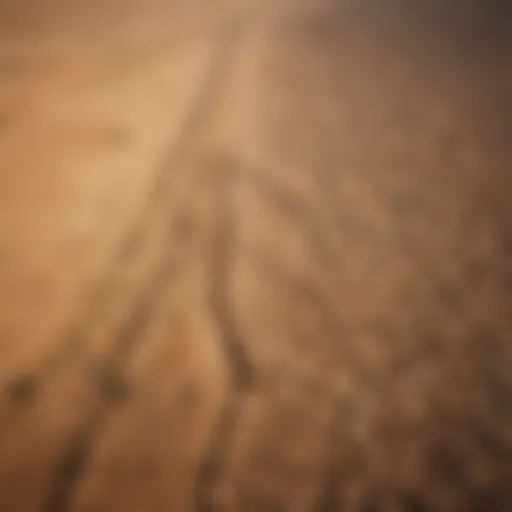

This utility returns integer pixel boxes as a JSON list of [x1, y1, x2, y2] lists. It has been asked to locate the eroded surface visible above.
[[0, 1, 511, 511]]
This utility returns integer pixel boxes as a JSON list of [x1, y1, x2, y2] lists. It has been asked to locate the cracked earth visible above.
[[0, 1, 511, 511]]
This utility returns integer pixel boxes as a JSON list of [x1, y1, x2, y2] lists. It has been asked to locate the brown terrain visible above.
[[0, 1, 511, 511]]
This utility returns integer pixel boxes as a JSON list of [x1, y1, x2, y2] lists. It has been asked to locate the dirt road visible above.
[[0, 1, 511, 511]]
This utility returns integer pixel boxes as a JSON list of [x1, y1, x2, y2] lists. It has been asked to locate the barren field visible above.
[[0, 1, 511, 511]]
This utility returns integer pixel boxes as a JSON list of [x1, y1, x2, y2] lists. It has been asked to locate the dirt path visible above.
[[0, 1, 511, 511]]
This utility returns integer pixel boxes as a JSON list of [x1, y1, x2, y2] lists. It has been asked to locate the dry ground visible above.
[[0, 1, 511, 511]]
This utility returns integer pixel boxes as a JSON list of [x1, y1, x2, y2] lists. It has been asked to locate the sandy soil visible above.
[[0, 1, 511, 511]]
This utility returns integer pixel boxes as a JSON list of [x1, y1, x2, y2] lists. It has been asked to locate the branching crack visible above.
[[35, 7, 259, 509], [194, 160, 256, 512], [41, 216, 181, 512], [42, 409, 102, 512], [4, 8, 253, 405]]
